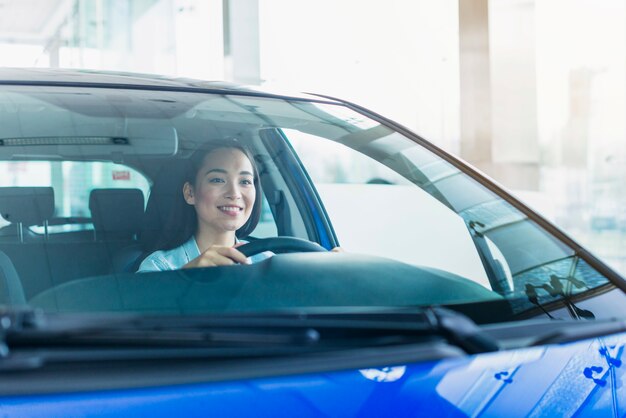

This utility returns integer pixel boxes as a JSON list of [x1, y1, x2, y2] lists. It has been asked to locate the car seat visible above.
[[88, 188, 145, 273], [0, 187, 55, 300]]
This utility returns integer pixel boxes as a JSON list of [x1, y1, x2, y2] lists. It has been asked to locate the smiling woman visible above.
[[137, 140, 266, 272]]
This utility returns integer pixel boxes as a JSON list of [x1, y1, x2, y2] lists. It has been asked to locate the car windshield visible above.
[[0, 84, 620, 324]]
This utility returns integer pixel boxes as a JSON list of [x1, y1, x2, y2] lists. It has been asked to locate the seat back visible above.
[[0, 187, 55, 299], [89, 188, 145, 272], [0, 187, 55, 242], [0, 187, 147, 299], [139, 162, 186, 253], [0, 250, 26, 305], [89, 188, 144, 241]]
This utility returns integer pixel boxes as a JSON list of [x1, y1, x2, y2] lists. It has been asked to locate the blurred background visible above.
[[0, 0, 625, 274]]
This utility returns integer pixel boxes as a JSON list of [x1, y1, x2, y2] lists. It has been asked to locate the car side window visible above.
[[249, 196, 278, 238]]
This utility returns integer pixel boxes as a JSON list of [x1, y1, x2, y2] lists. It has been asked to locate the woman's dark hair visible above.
[[156, 139, 263, 251]]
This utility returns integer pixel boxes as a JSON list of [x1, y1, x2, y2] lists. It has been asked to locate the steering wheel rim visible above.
[[238, 237, 327, 257]]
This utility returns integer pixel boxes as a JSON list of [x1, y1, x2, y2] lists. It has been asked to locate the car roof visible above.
[[0, 67, 338, 103]]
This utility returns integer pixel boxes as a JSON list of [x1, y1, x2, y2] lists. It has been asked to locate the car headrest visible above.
[[0, 187, 55, 226], [89, 189, 145, 239]]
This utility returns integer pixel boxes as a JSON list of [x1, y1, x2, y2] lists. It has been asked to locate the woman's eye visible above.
[[209, 178, 225, 183], [240, 179, 253, 185]]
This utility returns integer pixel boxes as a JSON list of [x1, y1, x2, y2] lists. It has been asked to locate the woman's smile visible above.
[[217, 205, 244, 216]]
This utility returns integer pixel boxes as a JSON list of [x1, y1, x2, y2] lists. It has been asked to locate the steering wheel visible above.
[[237, 237, 327, 257]]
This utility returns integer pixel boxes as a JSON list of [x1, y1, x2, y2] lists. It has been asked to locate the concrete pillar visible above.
[[223, 0, 260, 85], [459, 0, 493, 167], [489, 0, 540, 190], [48, 33, 61, 68], [459, 0, 540, 190]]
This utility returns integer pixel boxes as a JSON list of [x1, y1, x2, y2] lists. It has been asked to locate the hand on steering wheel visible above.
[[237, 237, 328, 258]]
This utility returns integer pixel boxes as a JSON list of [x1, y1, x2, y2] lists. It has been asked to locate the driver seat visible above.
[[88, 188, 145, 273], [131, 162, 187, 271]]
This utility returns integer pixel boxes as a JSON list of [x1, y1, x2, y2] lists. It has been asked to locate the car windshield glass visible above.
[[0, 85, 618, 324]]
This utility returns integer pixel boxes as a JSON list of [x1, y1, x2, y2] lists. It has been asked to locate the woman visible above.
[[138, 140, 267, 272]]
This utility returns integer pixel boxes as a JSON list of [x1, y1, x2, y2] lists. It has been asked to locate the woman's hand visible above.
[[183, 245, 250, 269]]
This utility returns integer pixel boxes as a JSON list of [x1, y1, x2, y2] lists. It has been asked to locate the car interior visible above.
[[0, 85, 614, 321], [0, 135, 270, 301], [0, 136, 506, 315]]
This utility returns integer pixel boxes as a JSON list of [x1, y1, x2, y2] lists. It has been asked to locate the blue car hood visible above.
[[1, 332, 625, 417]]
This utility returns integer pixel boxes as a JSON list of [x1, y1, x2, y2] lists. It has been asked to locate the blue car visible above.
[[0, 68, 625, 417]]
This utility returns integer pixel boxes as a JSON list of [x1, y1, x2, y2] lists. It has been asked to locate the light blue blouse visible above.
[[137, 236, 270, 272]]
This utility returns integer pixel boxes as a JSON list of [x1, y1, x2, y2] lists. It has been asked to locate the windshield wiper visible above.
[[530, 319, 626, 346], [524, 274, 595, 320], [7, 307, 499, 352], [0, 306, 498, 371]]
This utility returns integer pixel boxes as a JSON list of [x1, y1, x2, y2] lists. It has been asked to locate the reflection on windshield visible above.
[[389, 142, 611, 313], [512, 257, 609, 315], [277, 105, 613, 317]]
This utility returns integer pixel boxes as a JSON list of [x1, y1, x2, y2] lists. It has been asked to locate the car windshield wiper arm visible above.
[[424, 307, 500, 353], [2, 307, 499, 353], [524, 274, 595, 320]]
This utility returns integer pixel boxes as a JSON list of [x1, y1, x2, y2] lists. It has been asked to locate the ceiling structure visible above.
[[0, 0, 71, 44]]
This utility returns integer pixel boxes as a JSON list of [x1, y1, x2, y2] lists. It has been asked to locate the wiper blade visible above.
[[530, 319, 626, 346], [0, 306, 498, 372], [0, 311, 327, 371], [298, 307, 499, 353], [524, 274, 595, 320], [3, 307, 498, 354]]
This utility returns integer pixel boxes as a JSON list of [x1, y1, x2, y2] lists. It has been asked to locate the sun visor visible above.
[[0, 122, 178, 159]]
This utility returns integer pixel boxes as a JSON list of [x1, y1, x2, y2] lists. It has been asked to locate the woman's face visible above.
[[184, 147, 256, 236]]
